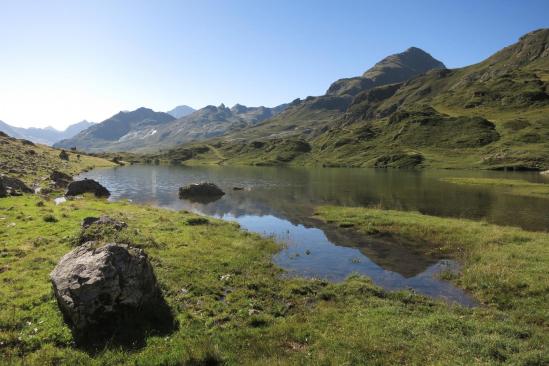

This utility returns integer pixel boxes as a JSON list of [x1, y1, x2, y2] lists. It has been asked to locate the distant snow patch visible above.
[[118, 129, 157, 142]]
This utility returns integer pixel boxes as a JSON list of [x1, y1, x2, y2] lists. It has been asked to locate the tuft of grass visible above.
[[42, 214, 58, 223], [186, 217, 210, 226]]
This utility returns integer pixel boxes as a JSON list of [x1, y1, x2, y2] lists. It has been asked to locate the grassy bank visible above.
[[0, 196, 547, 365], [315, 207, 548, 338], [441, 177, 549, 199]]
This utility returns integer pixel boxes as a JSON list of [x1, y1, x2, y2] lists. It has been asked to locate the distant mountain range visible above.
[[54, 108, 175, 152], [0, 120, 94, 145], [0, 105, 196, 147], [54, 103, 288, 152], [39, 47, 448, 153], [157, 28, 549, 171]]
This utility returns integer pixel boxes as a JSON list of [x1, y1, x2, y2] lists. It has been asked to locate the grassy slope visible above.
[[441, 177, 549, 199], [0, 133, 115, 187], [0, 196, 547, 365], [315, 29, 549, 170], [160, 102, 549, 170]]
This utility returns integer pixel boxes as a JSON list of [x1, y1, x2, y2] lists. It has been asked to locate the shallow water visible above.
[[78, 165, 549, 306]]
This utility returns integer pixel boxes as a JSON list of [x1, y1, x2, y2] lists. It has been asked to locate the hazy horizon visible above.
[[1, 0, 548, 129]]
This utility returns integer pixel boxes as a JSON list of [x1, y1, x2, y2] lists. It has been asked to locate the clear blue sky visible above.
[[1, 0, 547, 129]]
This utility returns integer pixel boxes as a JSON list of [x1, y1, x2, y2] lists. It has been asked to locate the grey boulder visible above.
[[50, 242, 162, 331]]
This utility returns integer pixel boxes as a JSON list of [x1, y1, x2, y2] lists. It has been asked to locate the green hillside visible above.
[[158, 29, 549, 170], [0, 132, 115, 188]]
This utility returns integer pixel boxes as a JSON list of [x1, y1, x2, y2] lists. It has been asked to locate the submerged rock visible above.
[[0, 175, 32, 197], [178, 182, 225, 203], [50, 242, 163, 332], [541, 170, 549, 175], [66, 179, 110, 197]]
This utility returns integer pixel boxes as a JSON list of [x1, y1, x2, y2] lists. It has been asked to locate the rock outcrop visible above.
[[66, 179, 110, 197], [59, 150, 70, 161], [50, 242, 162, 332], [0, 175, 32, 197], [50, 170, 73, 188]]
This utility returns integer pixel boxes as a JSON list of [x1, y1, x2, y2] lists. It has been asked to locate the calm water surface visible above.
[[78, 165, 549, 306]]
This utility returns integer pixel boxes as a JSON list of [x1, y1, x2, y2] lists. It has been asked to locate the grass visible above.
[[441, 177, 549, 199], [0, 195, 547, 365]]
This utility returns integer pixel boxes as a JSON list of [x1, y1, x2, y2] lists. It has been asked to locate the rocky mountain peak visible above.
[[362, 47, 445, 80], [231, 104, 248, 114], [167, 105, 195, 119], [327, 47, 445, 96]]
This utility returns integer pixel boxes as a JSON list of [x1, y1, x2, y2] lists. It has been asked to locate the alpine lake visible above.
[[77, 165, 549, 307]]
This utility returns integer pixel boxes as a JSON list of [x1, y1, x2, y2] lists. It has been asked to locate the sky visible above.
[[0, 0, 548, 129]]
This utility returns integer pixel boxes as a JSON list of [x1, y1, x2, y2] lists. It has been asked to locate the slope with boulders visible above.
[[0, 130, 114, 192]]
